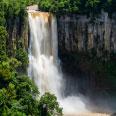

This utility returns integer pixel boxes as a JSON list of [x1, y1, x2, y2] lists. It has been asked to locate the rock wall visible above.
[[57, 12, 116, 95], [6, 15, 28, 56], [58, 11, 116, 57]]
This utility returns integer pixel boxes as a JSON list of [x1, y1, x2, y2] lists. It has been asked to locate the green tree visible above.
[[13, 75, 39, 115], [39, 92, 63, 116]]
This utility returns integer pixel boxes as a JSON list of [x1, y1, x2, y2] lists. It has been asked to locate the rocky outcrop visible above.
[[58, 11, 116, 57], [27, 5, 38, 10]]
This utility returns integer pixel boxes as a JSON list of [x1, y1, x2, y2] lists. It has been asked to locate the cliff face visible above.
[[8, 11, 116, 57], [6, 15, 28, 56], [7, 10, 115, 98], [57, 12, 116, 95], [58, 12, 116, 57]]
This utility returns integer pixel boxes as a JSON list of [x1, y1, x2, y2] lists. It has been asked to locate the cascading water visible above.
[[28, 11, 62, 97], [28, 10, 88, 115]]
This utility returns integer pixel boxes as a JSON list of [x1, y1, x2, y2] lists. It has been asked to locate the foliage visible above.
[[13, 75, 40, 115], [38, 0, 80, 13], [0, 71, 62, 115], [0, 56, 62, 115], [0, 75, 39, 115], [38, 0, 116, 14], [15, 48, 28, 72], [39, 92, 63, 116], [0, 26, 8, 58]]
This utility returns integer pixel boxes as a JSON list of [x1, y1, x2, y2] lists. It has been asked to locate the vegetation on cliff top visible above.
[[0, 0, 115, 18], [38, 0, 116, 15]]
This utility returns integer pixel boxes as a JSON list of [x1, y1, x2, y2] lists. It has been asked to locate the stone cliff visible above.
[[58, 11, 116, 57], [8, 10, 116, 58], [57, 12, 116, 97], [6, 15, 28, 56]]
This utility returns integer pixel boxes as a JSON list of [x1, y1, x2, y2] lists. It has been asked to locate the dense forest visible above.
[[0, 0, 116, 115]]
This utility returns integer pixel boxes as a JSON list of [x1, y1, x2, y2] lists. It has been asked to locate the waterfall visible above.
[[28, 11, 62, 96], [28, 10, 88, 115]]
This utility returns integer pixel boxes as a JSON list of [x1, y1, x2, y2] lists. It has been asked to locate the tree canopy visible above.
[[38, 0, 116, 14]]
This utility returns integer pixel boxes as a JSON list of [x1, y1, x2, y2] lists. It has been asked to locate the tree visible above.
[[39, 92, 63, 116], [13, 75, 39, 115], [38, 0, 80, 13], [86, 0, 100, 7]]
